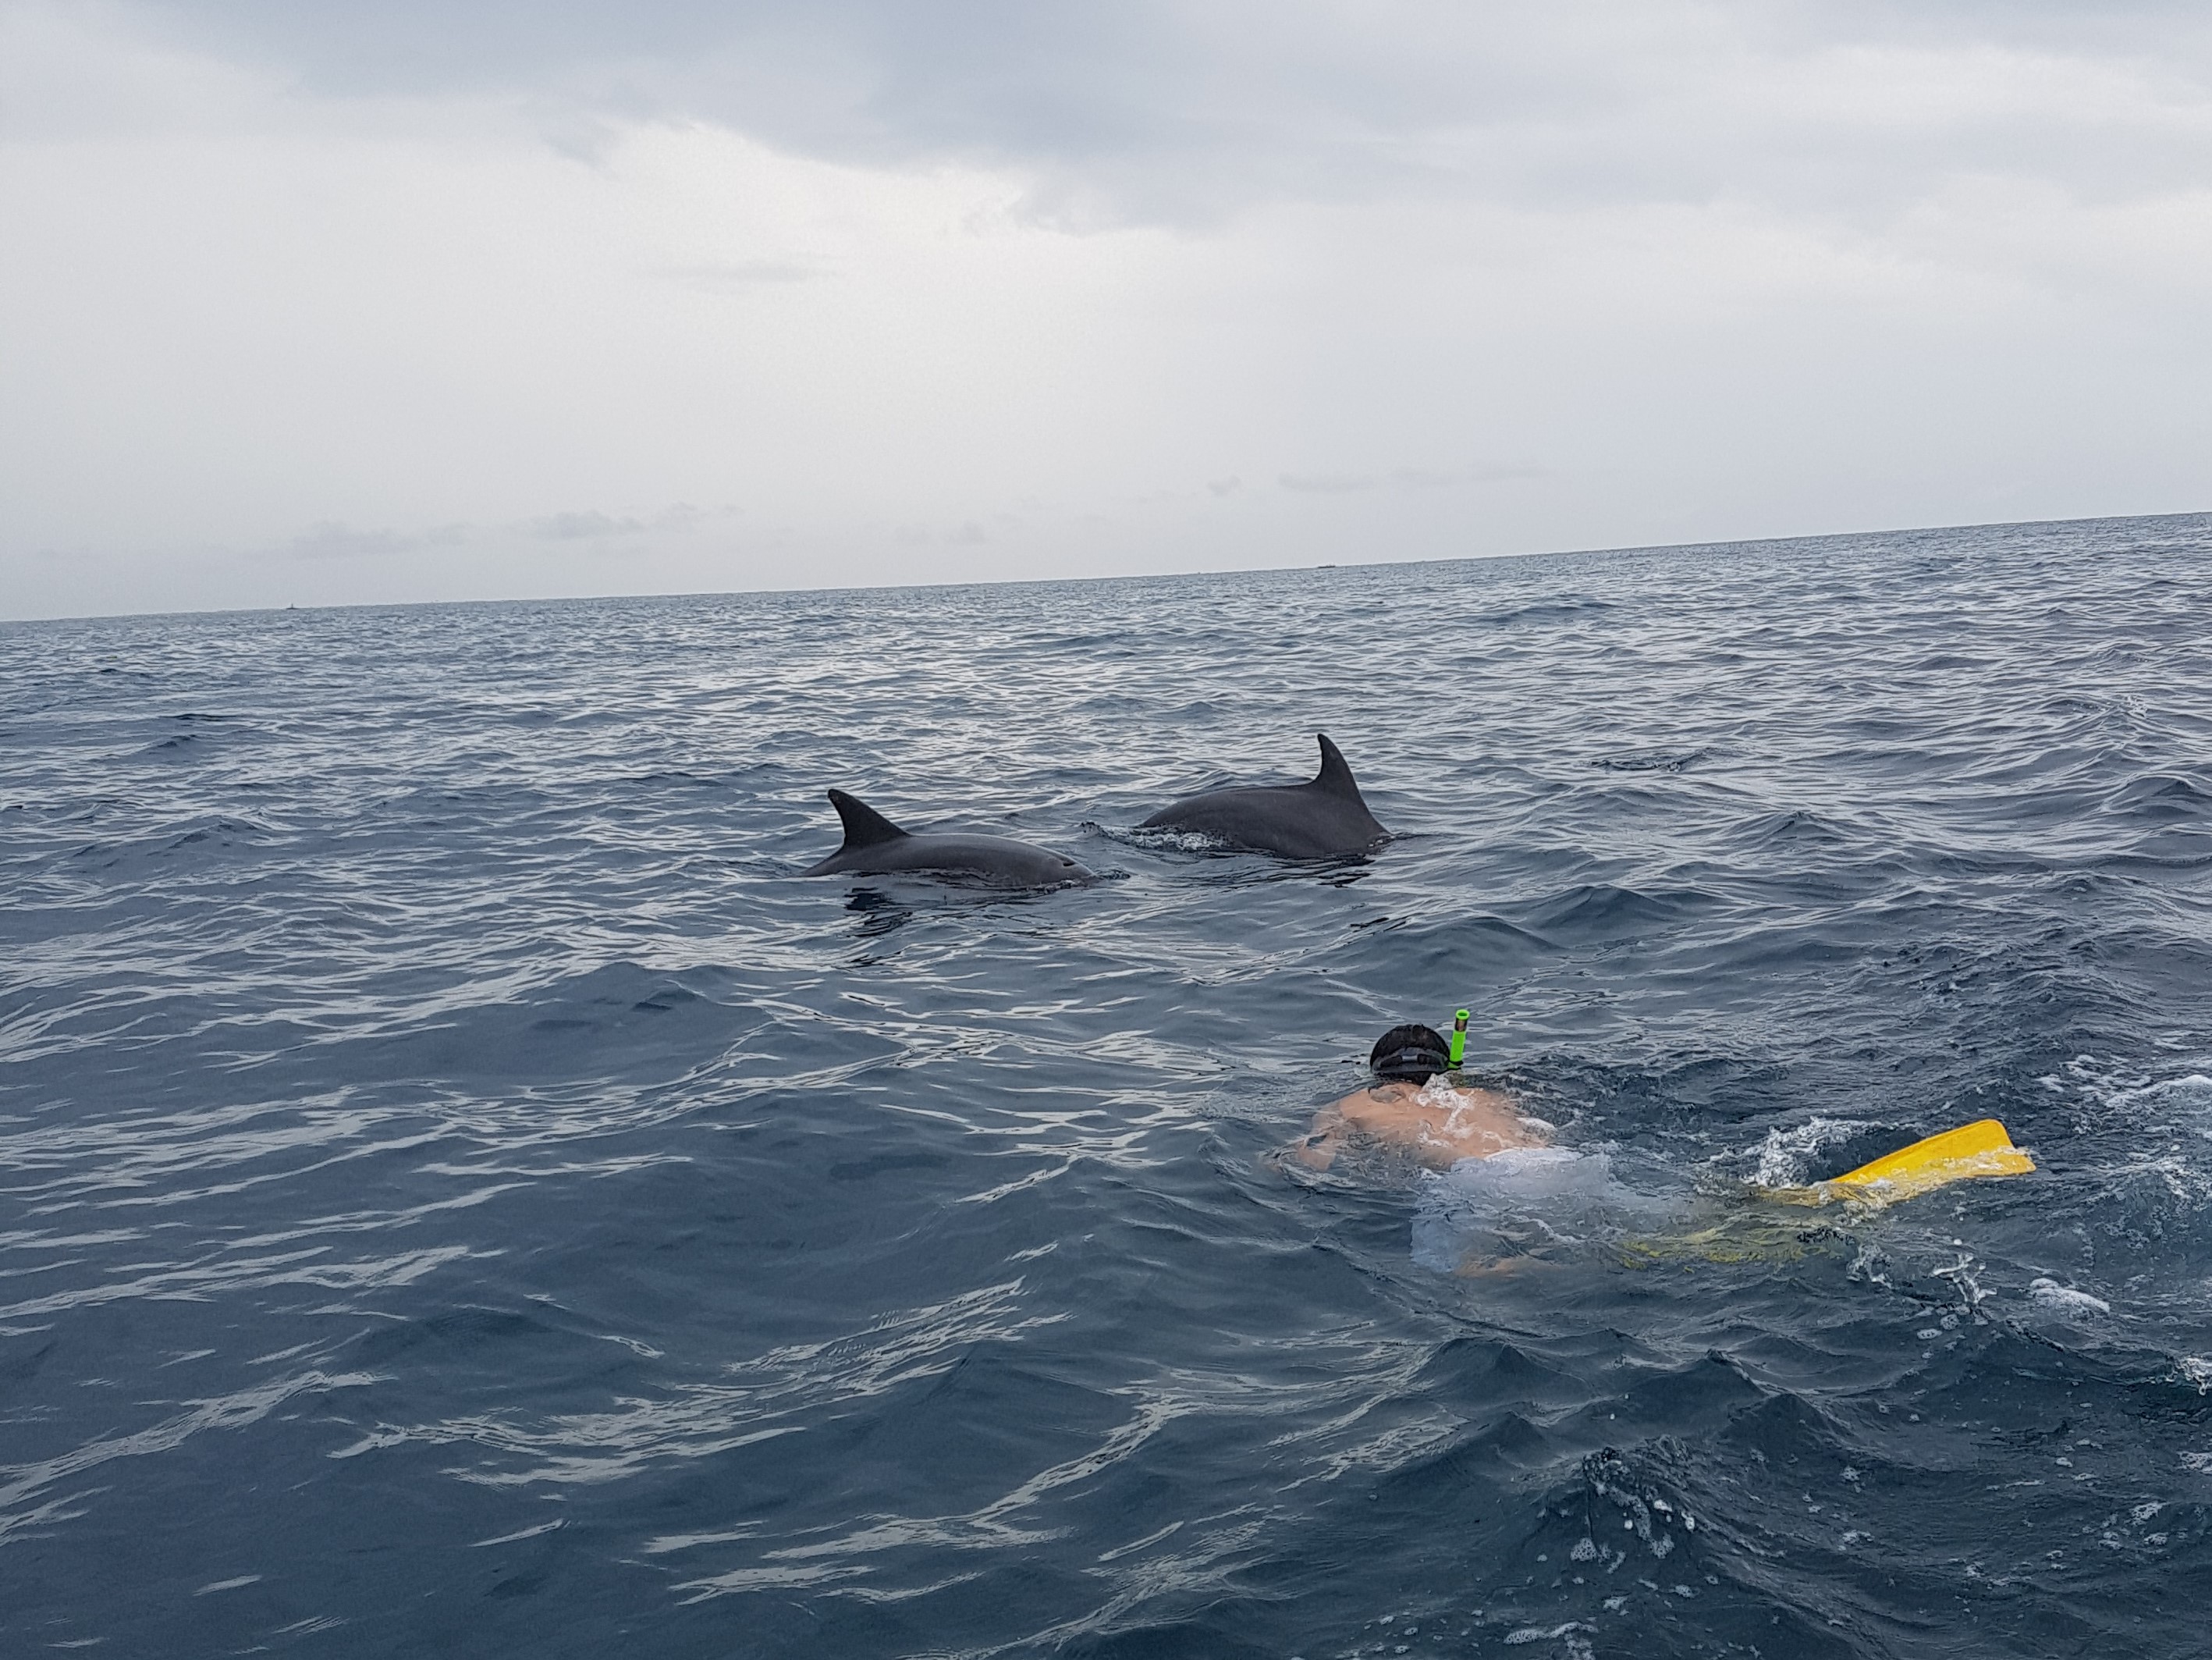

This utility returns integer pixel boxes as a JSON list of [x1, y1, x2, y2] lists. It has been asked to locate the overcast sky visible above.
[[4, 1, 2210, 619]]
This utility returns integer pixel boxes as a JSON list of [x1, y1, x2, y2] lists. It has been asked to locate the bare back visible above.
[[1291, 1077, 1545, 1171]]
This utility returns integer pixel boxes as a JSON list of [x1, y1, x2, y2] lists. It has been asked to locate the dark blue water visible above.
[[5, 515, 2212, 1659]]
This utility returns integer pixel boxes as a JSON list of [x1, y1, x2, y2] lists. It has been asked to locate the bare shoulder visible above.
[[1440, 1081, 1549, 1156], [1331, 1082, 1416, 1118]]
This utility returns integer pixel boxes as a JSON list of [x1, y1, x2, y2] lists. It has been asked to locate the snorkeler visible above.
[[1290, 1021, 1547, 1171], [1288, 1019, 2040, 1278]]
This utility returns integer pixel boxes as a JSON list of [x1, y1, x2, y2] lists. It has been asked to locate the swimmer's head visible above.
[[1370, 1023, 1451, 1084]]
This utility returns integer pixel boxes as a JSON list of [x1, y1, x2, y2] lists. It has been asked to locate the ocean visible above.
[[4, 514, 2210, 1658]]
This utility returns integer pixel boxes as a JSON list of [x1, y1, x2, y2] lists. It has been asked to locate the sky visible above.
[[3, 1, 2210, 620]]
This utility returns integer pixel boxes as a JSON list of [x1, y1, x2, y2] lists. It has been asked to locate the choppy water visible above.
[[5, 514, 2212, 1658]]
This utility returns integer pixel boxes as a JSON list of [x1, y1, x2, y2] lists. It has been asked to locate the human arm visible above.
[[1285, 1107, 1347, 1171]]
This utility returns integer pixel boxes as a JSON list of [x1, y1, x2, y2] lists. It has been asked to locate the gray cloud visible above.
[[1278, 473, 1376, 496], [123, 2, 2212, 226], [282, 521, 470, 561], [522, 504, 726, 544], [528, 510, 648, 541], [274, 505, 727, 563], [9, 3, 2210, 620], [657, 260, 826, 292], [1279, 464, 1541, 495]]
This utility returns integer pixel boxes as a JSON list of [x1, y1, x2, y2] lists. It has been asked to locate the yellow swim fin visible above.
[[1758, 1118, 2035, 1210]]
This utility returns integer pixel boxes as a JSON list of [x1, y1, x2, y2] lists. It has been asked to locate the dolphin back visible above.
[[1138, 731, 1389, 858], [804, 788, 1092, 887]]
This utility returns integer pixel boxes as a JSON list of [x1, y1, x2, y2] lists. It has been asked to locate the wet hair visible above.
[[1369, 1022, 1450, 1084]]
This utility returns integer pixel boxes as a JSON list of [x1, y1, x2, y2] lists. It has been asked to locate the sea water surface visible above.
[[5, 516, 2212, 1658]]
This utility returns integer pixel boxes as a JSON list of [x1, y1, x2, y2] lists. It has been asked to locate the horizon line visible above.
[[7, 505, 2207, 628]]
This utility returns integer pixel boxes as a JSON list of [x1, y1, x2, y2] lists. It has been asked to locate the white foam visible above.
[[2104, 1072, 2212, 1115], [1745, 1117, 1861, 1189], [2028, 1278, 2112, 1317], [1110, 824, 1234, 855], [1411, 1146, 1662, 1272]]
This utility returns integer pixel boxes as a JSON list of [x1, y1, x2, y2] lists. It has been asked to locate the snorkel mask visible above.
[[1369, 1011, 1471, 1084], [1370, 1025, 1451, 1083]]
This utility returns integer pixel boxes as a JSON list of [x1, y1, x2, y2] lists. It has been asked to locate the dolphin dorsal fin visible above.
[[827, 789, 911, 849], [1310, 733, 1363, 799]]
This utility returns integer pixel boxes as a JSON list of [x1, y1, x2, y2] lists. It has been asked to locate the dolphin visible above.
[[803, 789, 1094, 887], [1138, 733, 1390, 858]]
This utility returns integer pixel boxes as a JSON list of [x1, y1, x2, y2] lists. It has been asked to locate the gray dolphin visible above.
[[803, 789, 1094, 887], [1138, 733, 1390, 858]]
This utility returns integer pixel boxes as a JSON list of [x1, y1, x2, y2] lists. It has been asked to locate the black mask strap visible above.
[[1373, 1044, 1449, 1082]]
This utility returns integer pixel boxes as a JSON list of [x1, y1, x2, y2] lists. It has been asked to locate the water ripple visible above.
[[3, 515, 2211, 1655]]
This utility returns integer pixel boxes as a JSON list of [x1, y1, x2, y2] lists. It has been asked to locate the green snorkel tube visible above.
[[1448, 1009, 1468, 1069]]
